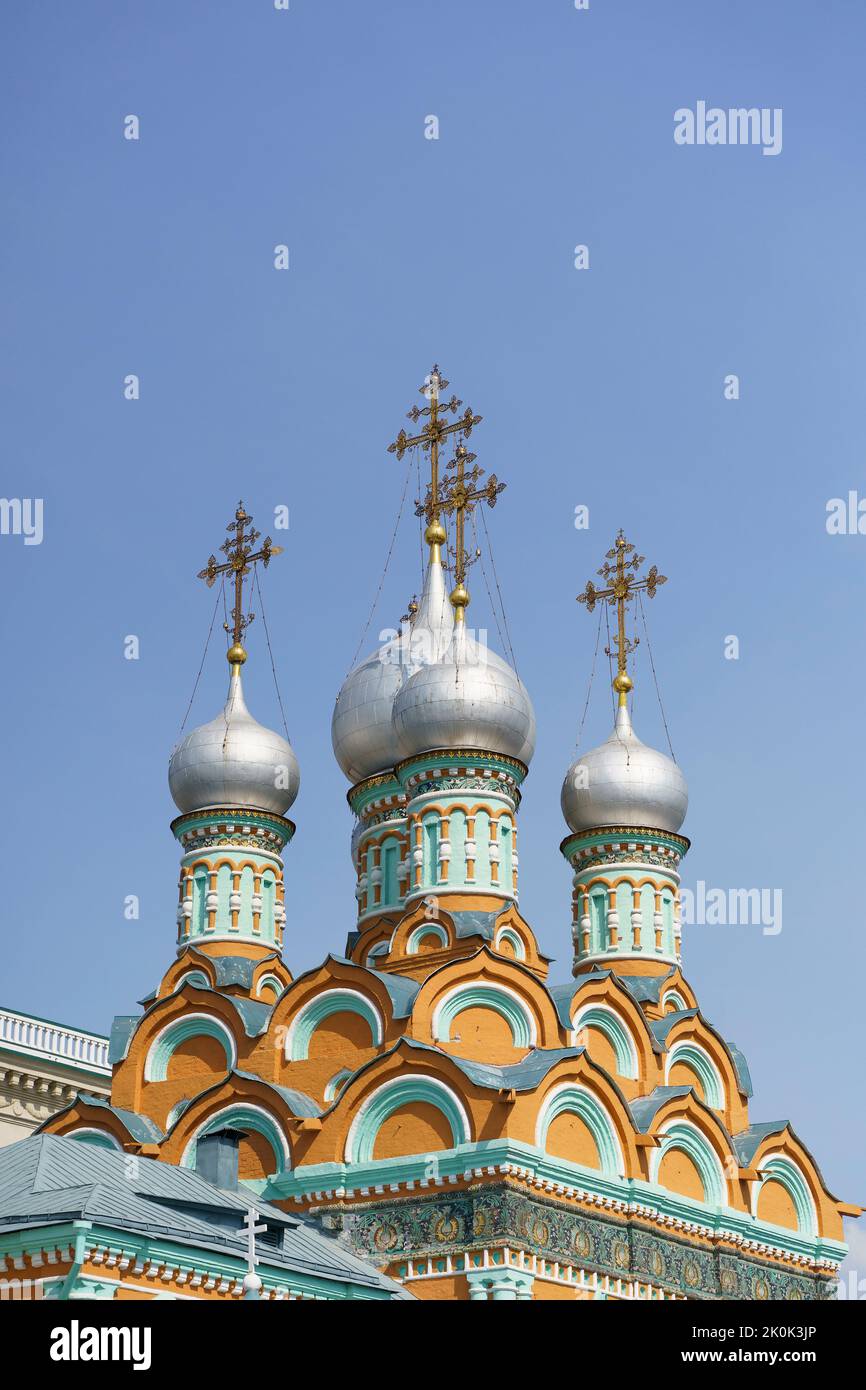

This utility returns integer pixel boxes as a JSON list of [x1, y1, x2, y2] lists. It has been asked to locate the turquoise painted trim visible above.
[[176, 969, 210, 990], [651, 1120, 726, 1206], [182, 1103, 290, 1175], [573, 1005, 638, 1080], [172, 808, 294, 850], [145, 1013, 236, 1082], [347, 774, 403, 818], [406, 923, 448, 954], [496, 926, 526, 961], [68, 1129, 122, 1152], [433, 983, 535, 1048], [755, 1154, 817, 1237], [2, 1221, 399, 1301], [287, 990, 383, 1061], [562, 827, 688, 861], [662, 989, 688, 1012], [255, 973, 284, 1000], [395, 749, 528, 792], [535, 1083, 624, 1176], [666, 1042, 724, 1110], [262, 1138, 846, 1267], [346, 1075, 471, 1164], [324, 1068, 354, 1103]]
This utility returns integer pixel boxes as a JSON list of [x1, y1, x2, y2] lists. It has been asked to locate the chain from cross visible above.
[[197, 502, 283, 661], [243, 1206, 268, 1275], [576, 530, 666, 696], [387, 365, 482, 531]]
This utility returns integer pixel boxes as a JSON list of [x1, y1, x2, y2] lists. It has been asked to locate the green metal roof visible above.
[[0, 1135, 410, 1297]]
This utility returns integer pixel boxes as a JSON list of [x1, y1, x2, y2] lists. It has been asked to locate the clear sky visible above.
[[1, 1, 863, 1261]]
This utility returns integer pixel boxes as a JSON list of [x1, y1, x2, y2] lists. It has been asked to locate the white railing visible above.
[[0, 1007, 110, 1074]]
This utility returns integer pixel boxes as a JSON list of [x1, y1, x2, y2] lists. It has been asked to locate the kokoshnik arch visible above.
[[32, 368, 858, 1302]]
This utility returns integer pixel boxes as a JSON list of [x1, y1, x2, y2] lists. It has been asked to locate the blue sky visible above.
[[1, 1, 863, 1255]]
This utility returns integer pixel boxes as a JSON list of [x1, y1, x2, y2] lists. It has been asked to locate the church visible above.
[[0, 368, 856, 1302]]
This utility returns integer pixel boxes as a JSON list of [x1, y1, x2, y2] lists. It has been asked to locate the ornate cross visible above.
[[197, 502, 282, 664], [576, 530, 666, 700], [432, 443, 505, 617], [387, 365, 482, 536]]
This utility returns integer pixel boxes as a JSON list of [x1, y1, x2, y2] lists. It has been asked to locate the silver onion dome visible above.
[[331, 633, 407, 784], [393, 617, 536, 765], [331, 547, 455, 784], [169, 664, 300, 816], [561, 700, 687, 835]]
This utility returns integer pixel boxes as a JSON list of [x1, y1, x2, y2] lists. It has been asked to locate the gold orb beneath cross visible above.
[[612, 672, 633, 695], [227, 643, 248, 666]]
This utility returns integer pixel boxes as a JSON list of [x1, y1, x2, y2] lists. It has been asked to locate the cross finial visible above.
[[426, 442, 505, 620], [576, 530, 667, 704], [387, 366, 482, 561], [197, 502, 283, 666]]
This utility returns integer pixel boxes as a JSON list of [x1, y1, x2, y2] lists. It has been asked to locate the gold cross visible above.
[[197, 502, 283, 665], [576, 530, 666, 701], [387, 366, 482, 546], [427, 443, 505, 618]]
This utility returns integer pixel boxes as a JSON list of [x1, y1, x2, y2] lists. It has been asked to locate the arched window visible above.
[[449, 809, 467, 886], [661, 890, 676, 955], [381, 837, 400, 905], [474, 810, 491, 886], [422, 814, 439, 888], [216, 863, 232, 927], [238, 865, 255, 934], [192, 867, 208, 934], [260, 871, 276, 940], [499, 821, 513, 894], [589, 889, 606, 955]]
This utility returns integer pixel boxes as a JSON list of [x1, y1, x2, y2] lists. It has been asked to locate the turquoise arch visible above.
[[573, 1004, 639, 1080], [666, 1041, 725, 1109], [495, 926, 526, 961], [755, 1154, 816, 1236], [145, 1013, 236, 1082], [651, 1120, 726, 1207], [346, 1076, 471, 1164], [69, 1129, 122, 1152], [433, 983, 535, 1048], [535, 1084, 624, 1176], [182, 1103, 290, 1176], [287, 989, 383, 1061], [406, 923, 449, 954]]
